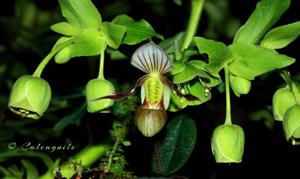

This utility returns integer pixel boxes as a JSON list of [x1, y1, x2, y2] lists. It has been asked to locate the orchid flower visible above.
[[102, 42, 196, 137]]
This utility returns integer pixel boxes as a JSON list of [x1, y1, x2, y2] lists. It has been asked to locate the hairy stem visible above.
[[33, 38, 75, 77], [224, 64, 232, 125], [104, 138, 120, 173], [180, 0, 205, 52]]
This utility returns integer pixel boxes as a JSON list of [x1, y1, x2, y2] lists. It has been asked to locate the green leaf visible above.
[[21, 160, 39, 179], [58, 0, 101, 28], [194, 37, 233, 76], [112, 14, 163, 45], [51, 22, 81, 36], [53, 103, 86, 132], [70, 29, 103, 57], [173, 63, 208, 84], [0, 150, 53, 170], [261, 21, 300, 49], [152, 115, 197, 175], [229, 43, 295, 78], [234, 0, 290, 44], [101, 22, 127, 49], [184, 80, 211, 106]]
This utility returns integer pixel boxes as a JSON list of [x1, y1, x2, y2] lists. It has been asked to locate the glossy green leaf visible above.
[[159, 32, 184, 56], [21, 160, 38, 179], [112, 14, 163, 45], [70, 29, 103, 57], [261, 21, 300, 49], [184, 80, 211, 106], [229, 43, 295, 78], [101, 22, 127, 49], [53, 103, 86, 132], [51, 22, 81, 36], [152, 115, 197, 175], [173, 62, 209, 84], [58, 0, 101, 28], [234, 0, 290, 44], [194, 37, 233, 75]]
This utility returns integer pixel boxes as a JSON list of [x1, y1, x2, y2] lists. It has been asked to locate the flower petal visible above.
[[131, 42, 172, 74]]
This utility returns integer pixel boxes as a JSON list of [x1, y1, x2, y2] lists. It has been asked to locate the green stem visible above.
[[280, 71, 300, 104], [97, 40, 107, 79], [104, 138, 120, 173], [32, 38, 75, 77], [180, 0, 205, 52], [224, 64, 232, 125]]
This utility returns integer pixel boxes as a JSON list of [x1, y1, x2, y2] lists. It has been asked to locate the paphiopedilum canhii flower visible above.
[[101, 42, 195, 137], [8, 75, 51, 119]]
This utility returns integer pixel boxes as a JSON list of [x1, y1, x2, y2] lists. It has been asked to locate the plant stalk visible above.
[[33, 38, 75, 77], [104, 138, 120, 173], [97, 40, 107, 79], [180, 0, 205, 52], [224, 64, 232, 125]]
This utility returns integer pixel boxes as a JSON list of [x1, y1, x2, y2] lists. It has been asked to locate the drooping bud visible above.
[[273, 86, 297, 121], [8, 75, 51, 119], [229, 74, 251, 96], [54, 45, 72, 64], [85, 79, 115, 113], [283, 104, 300, 145], [211, 124, 245, 163], [135, 106, 167, 137]]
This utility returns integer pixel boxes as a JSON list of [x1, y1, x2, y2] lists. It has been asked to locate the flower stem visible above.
[[224, 64, 232, 125], [32, 38, 75, 77], [281, 71, 300, 104], [97, 40, 107, 80], [180, 0, 205, 52], [104, 137, 120, 173]]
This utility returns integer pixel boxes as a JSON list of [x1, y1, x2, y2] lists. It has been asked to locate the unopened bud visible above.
[[211, 124, 245, 163], [8, 75, 51, 119], [85, 79, 115, 113]]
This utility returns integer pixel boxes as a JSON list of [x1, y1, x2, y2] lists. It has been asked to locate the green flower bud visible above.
[[54, 45, 72, 64], [283, 104, 300, 145], [229, 74, 251, 96], [211, 124, 245, 163], [85, 79, 115, 113], [273, 86, 296, 121], [8, 75, 51, 119]]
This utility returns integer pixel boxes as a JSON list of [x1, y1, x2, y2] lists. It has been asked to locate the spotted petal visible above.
[[131, 42, 172, 74]]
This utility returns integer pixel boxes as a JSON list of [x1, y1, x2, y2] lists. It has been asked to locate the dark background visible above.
[[1, 0, 300, 178]]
